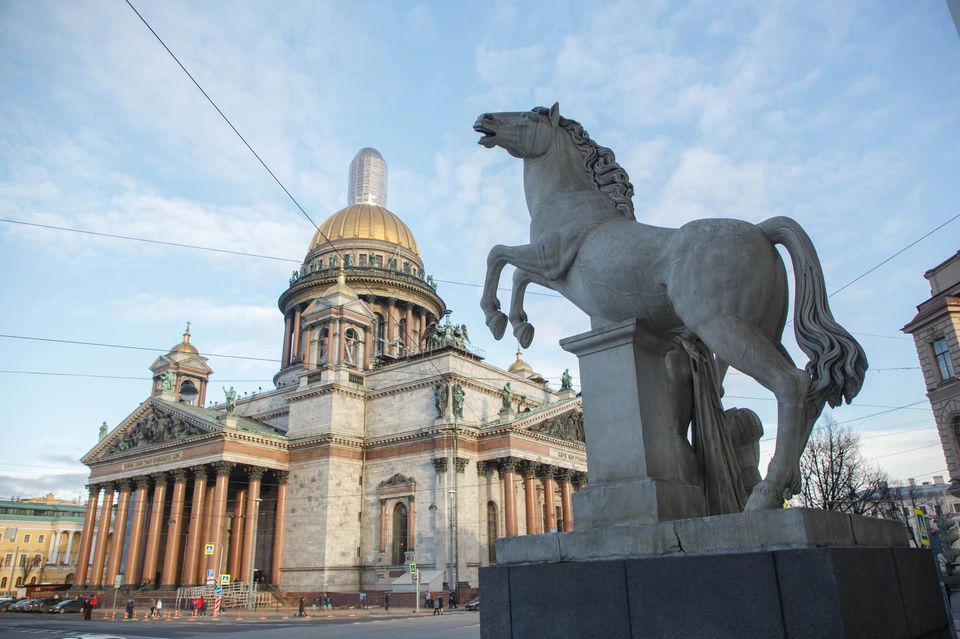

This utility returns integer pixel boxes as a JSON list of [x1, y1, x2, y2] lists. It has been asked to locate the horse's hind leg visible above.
[[509, 269, 554, 348], [685, 315, 812, 510]]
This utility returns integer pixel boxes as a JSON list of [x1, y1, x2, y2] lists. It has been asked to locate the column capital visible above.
[[518, 459, 538, 478], [214, 461, 235, 477], [498, 456, 520, 476], [454, 457, 469, 474], [572, 471, 588, 487], [556, 467, 575, 482], [134, 476, 151, 490], [387, 297, 397, 306], [247, 466, 267, 482], [408, 495, 415, 503], [476, 460, 489, 477], [117, 478, 132, 493], [150, 472, 168, 487], [100, 481, 116, 493], [537, 464, 559, 480], [86, 483, 101, 495], [193, 465, 209, 481], [172, 468, 189, 483], [431, 458, 448, 474], [274, 470, 290, 486]]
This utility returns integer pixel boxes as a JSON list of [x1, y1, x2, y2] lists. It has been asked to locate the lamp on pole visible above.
[[246, 498, 262, 610]]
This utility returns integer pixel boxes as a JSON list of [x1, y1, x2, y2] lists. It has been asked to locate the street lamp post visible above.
[[246, 498, 262, 610]]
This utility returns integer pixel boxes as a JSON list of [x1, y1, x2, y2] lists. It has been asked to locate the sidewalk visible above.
[[92, 605, 465, 622]]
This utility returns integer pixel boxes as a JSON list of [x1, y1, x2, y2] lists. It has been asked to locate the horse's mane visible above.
[[533, 106, 635, 219]]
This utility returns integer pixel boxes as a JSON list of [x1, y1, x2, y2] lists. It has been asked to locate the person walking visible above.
[[82, 596, 92, 620], [155, 598, 163, 618], [90, 595, 99, 610], [433, 595, 440, 616], [384, 592, 390, 613], [197, 595, 205, 617], [438, 594, 444, 615], [125, 597, 135, 620], [449, 591, 456, 609], [298, 598, 306, 617]]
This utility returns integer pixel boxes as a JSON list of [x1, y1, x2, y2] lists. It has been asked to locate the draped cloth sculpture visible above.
[[474, 103, 868, 512]]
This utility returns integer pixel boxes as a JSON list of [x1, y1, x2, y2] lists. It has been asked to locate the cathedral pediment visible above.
[[527, 409, 585, 442], [84, 400, 215, 462]]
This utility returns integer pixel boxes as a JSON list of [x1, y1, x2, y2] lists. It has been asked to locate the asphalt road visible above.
[[0, 610, 481, 639]]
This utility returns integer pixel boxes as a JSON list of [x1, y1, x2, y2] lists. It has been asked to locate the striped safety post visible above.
[[214, 594, 222, 616]]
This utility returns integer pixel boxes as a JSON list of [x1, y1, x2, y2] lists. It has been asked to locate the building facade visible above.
[[903, 250, 960, 490], [1, 495, 86, 590], [75, 150, 586, 594]]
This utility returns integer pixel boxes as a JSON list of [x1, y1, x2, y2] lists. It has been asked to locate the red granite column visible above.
[[124, 476, 150, 585], [182, 466, 207, 586], [499, 459, 519, 537], [140, 473, 168, 586], [196, 484, 214, 583], [541, 466, 558, 533], [240, 467, 264, 583], [160, 469, 188, 587], [89, 482, 115, 587], [379, 499, 387, 553], [73, 484, 100, 587], [291, 308, 302, 363], [364, 324, 374, 370], [228, 486, 246, 577], [206, 462, 234, 578], [519, 461, 539, 535], [105, 480, 131, 586], [405, 305, 414, 349], [386, 298, 396, 353], [281, 313, 292, 368], [271, 471, 289, 585], [559, 470, 575, 532], [407, 495, 416, 553]]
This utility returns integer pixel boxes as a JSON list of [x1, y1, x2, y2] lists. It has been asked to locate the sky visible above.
[[1, 0, 959, 502]]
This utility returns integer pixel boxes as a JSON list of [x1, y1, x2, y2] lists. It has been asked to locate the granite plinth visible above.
[[480, 545, 949, 639], [494, 507, 909, 566]]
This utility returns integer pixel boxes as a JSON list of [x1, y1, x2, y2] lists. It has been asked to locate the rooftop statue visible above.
[[560, 369, 573, 391], [160, 370, 175, 392], [98, 421, 108, 441], [223, 386, 237, 415], [474, 103, 868, 511]]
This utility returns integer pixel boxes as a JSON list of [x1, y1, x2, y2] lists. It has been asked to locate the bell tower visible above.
[[148, 324, 213, 406]]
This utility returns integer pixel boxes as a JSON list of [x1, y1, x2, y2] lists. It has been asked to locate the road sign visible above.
[[915, 508, 931, 547], [207, 568, 215, 578], [215, 586, 223, 595], [220, 574, 230, 585], [409, 563, 417, 575], [204, 543, 215, 555]]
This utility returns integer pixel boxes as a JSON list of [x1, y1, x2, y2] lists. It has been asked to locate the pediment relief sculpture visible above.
[[527, 409, 585, 442], [378, 473, 416, 489], [105, 407, 207, 455]]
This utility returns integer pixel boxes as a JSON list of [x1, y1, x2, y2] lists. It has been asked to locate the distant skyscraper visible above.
[[348, 148, 388, 207]]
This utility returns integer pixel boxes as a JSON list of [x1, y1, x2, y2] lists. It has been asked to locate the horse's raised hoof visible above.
[[744, 480, 785, 511], [513, 322, 535, 348], [486, 311, 508, 340]]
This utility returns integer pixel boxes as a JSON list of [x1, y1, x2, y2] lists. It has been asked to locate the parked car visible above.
[[464, 597, 479, 611], [8, 599, 33, 612], [49, 599, 84, 614], [27, 597, 61, 612], [0, 599, 17, 611]]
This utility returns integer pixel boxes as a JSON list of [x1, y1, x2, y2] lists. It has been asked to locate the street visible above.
[[0, 610, 481, 639]]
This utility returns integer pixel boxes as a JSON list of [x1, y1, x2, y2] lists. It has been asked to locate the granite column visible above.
[[182, 466, 207, 586], [240, 467, 264, 583], [73, 484, 100, 587], [160, 469, 188, 588], [89, 482, 115, 587], [140, 473, 168, 585], [271, 471, 288, 585], [124, 476, 150, 585]]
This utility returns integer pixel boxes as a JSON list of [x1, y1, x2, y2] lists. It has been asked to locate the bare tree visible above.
[[798, 415, 889, 514]]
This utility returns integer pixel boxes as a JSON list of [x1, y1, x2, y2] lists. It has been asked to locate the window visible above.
[[374, 314, 385, 356], [0, 577, 6, 589], [391, 502, 409, 565], [3, 554, 11, 567], [487, 502, 498, 563], [37, 534, 44, 544], [933, 338, 955, 382], [18, 554, 26, 567], [33, 554, 41, 565], [359, 254, 367, 266], [953, 502, 960, 514], [29, 577, 36, 584], [919, 505, 928, 515], [374, 255, 383, 268], [15, 577, 22, 587], [328, 255, 338, 268], [22, 534, 30, 543]]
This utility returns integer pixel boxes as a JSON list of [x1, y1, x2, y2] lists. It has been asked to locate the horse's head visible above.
[[474, 102, 561, 159]]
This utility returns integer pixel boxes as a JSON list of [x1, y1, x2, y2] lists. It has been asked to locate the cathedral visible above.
[[74, 149, 586, 597]]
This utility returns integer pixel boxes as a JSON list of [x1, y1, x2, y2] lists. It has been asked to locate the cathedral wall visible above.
[[286, 389, 364, 439]]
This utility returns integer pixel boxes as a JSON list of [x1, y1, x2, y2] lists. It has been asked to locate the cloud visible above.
[[0, 473, 89, 502]]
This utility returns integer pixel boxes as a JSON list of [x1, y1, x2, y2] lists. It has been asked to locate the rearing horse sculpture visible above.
[[474, 103, 868, 511]]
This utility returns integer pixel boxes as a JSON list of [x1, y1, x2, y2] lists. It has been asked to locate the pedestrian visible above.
[[425, 591, 432, 611], [149, 600, 156, 618], [197, 595, 205, 616], [433, 595, 440, 616], [384, 592, 390, 612], [126, 597, 135, 620], [155, 598, 163, 618], [449, 591, 456, 609], [90, 594, 99, 609], [439, 594, 444, 615], [82, 596, 92, 620], [298, 597, 305, 617]]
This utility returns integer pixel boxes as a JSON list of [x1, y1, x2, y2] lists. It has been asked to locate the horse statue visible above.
[[473, 103, 868, 511]]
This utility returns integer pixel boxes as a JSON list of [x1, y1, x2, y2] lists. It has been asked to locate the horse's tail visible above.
[[758, 216, 868, 410]]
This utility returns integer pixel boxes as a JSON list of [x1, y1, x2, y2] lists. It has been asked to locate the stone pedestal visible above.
[[480, 510, 950, 639], [560, 319, 702, 526]]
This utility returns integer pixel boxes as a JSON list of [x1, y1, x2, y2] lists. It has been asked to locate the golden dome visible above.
[[170, 329, 198, 355], [508, 348, 533, 375], [310, 203, 420, 256]]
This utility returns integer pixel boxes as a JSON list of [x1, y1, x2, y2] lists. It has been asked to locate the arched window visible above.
[[487, 502, 498, 563], [398, 319, 407, 354], [0, 576, 6, 588], [953, 414, 960, 449], [15, 577, 22, 587], [344, 328, 359, 366], [317, 327, 329, 364], [29, 577, 36, 584], [392, 502, 409, 565]]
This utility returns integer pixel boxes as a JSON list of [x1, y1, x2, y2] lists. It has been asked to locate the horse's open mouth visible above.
[[474, 125, 497, 147]]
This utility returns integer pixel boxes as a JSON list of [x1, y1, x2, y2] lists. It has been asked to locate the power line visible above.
[[0, 334, 278, 364], [0, 370, 274, 383]]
